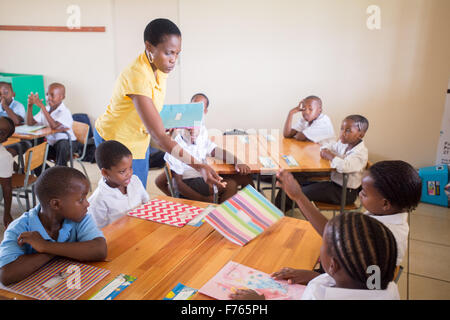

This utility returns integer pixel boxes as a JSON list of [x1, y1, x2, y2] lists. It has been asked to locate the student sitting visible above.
[[275, 159, 421, 266], [88, 140, 149, 228], [0, 82, 26, 125], [230, 211, 400, 300], [26, 83, 78, 167], [0, 117, 15, 227], [162, 127, 253, 203], [283, 95, 335, 144], [276, 114, 369, 210], [0, 166, 107, 286]]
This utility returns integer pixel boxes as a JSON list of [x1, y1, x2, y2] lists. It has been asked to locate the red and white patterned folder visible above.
[[1, 258, 110, 300], [126, 198, 204, 227]]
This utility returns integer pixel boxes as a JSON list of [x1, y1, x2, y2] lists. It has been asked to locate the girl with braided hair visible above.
[[230, 212, 400, 300]]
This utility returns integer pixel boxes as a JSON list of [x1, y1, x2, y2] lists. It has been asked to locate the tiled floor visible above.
[[1, 161, 449, 300]]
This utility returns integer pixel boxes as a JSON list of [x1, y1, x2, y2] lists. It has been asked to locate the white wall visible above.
[[1, 0, 449, 168]]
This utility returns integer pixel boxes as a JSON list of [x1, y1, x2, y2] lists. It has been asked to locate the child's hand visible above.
[[229, 289, 265, 300], [235, 163, 251, 175], [271, 267, 316, 285], [17, 231, 48, 253], [320, 148, 335, 161], [32, 93, 45, 109], [27, 93, 35, 107], [276, 169, 303, 201]]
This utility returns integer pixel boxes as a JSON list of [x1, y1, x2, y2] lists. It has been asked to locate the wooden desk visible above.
[[144, 216, 322, 300], [1, 137, 20, 147]]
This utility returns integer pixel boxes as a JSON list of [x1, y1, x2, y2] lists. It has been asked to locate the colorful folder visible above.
[[204, 185, 284, 246], [0, 258, 110, 300], [127, 198, 204, 227], [199, 261, 306, 300], [160, 102, 204, 129]]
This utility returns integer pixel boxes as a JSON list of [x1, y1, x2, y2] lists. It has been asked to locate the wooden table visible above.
[[1, 137, 20, 147], [0, 196, 322, 300]]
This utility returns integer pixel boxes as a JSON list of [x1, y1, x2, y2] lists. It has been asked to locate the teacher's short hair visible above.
[[144, 18, 181, 46], [95, 140, 132, 170]]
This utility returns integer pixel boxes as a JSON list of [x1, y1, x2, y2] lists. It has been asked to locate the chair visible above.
[[72, 121, 91, 190], [393, 265, 404, 283], [163, 163, 219, 203], [299, 161, 372, 217], [12, 142, 49, 211]]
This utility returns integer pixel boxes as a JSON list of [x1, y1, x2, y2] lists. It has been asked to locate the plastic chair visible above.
[[12, 142, 49, 211], [72, 121, 91, 190]]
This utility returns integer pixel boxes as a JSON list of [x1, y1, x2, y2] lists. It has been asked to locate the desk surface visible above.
[[0, 196, 322, 300], [2, 137, 20, 147], [12, 126, 66, 140]]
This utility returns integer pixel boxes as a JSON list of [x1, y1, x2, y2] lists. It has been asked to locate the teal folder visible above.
[[160, 102, 204, 129]]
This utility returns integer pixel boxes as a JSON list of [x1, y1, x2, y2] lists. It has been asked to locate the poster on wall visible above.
[[436, 79, 450, 165]]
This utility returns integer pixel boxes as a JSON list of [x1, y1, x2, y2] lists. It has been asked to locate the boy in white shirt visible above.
[[276, 115, 368, 210], [230, 212, 400, 300], [0, 117, 15, 227], [88, 140, 149, 228], [283, 95, 335, 144], [26, 83, 78, 167]]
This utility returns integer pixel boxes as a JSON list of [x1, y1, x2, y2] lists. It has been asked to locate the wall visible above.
[[1, 0, 449, 167]]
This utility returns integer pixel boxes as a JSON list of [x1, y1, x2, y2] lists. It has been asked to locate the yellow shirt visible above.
[[95, 52, 168, 159]]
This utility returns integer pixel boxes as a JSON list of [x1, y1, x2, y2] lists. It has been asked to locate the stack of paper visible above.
[[204, 185, 284, 246], [160, 102, 204, 129], [14, 125, 46, 135]]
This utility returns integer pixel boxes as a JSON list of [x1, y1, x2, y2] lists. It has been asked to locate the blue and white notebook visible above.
[[160, 102, 204, 129]]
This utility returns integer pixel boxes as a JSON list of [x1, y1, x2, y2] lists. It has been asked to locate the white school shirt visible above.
[[364, 211, 409, 266], [88, 175, 150, 228], [0, 145, 14, 178], [0, 98, 26, 119], [164, 125, 217, 180], [292, 113, 335, 144], [33, 102, 76, 146], [321, 140, 368, 189], [301, 273, 400, 300]]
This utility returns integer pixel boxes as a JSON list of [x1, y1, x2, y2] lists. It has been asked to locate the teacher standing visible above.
[[94, 18, 223, 188]]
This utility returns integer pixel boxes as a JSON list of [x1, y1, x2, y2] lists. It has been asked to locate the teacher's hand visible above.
[[194, 163, 226, 188]]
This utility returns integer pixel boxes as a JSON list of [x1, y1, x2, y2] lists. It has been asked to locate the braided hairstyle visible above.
[[368, 160, 422, 212], [325, 211, 397, 290]]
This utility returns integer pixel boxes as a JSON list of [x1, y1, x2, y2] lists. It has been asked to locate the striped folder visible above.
[[0, 258, 110, 300], [204, 185, 284, 246]]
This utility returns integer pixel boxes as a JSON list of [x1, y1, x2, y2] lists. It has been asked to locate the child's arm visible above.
[[32, 93, 63, 130], [210, 147, 251, 175], [0, 97, 23, 125], [26, 93, 37, 126], [173, 173, 213, 202], [0, 253, 55, 286], [277, 169, 328, 236], [0, 178, 13, 227], [283, 101, 304, 138], [17, 231, 107, 262]]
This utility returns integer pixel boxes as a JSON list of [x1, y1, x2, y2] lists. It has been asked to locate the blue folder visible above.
[[160, 102, 204, 129]]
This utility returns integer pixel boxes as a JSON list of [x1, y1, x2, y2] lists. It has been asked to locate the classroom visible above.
[[0, 0, 449, 303]]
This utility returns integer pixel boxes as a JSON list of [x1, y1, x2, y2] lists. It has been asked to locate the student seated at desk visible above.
[[0, 116, 15, 228], [276, 159, 421, 267], [0, 82, 25, 125], [275, 114, 369, 210], [230, 211, 400, 300], [26, 82, 77, 167], [283, 95, 335, 144], [0, 166, 107, 286], [160, 127, 253, 203], [88, 140, 149, 228]]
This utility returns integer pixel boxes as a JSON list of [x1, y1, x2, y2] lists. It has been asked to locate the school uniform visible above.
[[292, 113, 335, 144], [301, 273, 400, 300], [95, 52, 168, 187], [365, 212, 409, 266], [164, 125, 216, 197], [88, 175, 150, 228], [0, 98, 26, 120], [33, 102, 77, 166], [0, 145, 14, 179], [0, 204, 104, 269]]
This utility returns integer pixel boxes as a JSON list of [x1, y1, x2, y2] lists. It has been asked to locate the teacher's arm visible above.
[[129, 94, 225, 187]]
